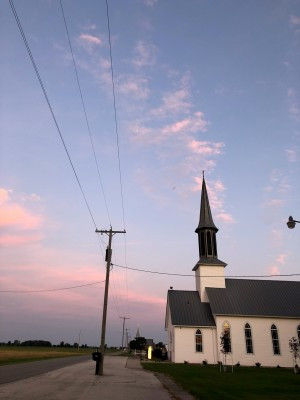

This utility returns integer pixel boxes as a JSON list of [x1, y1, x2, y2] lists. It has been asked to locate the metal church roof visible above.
[[207, 279, 300, 318], [167, 290, 216, 327]]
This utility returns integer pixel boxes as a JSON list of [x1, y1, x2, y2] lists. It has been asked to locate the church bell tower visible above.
[[194, 173, 227, 302]]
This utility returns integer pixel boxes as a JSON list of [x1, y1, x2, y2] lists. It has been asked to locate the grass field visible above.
[[142, 362, 300, 400], [0, 346, 96, 366]]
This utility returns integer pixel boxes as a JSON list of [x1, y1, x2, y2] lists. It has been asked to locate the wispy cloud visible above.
[[267, 253, 288, 275], [192, 178, 235, 224], [79, 34, 102, 45], [290, 15, 300, 26], [132, 40, 157, 67], [117, 74, 150, 99], [285, 148, 297, 162], [151, 88, 191, 116], [143, 0, 158, 7], [187, 140, 224, 155], [287, 88, 300, 117]]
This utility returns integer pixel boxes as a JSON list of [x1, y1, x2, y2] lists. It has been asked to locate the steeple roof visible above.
[[196, 175, 218, 232]]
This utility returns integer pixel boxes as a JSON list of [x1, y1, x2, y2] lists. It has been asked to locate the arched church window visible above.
[[213, 232, 217, 257], [207, 231, 212, 256], [244, 323, 253, 354], [222, 322, 231, 353], [195, 329, 203, 352], [297, 325, 300, 341], [200, 231, 206, 256], [271, 324, 280, 355]]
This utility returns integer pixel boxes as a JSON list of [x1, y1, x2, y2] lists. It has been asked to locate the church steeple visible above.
[[193, 173, 227, 301], [193, 173, 226, 269]]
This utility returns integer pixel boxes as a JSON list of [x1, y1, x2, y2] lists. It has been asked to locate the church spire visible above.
[[196, 172, 218, 232], [194, 173, 226, 268]]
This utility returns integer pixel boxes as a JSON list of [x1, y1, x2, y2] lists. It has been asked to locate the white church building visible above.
[[165, 176, 300, 367]]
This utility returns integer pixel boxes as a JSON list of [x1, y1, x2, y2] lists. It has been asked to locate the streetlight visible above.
[[287, 216, 300, 229]]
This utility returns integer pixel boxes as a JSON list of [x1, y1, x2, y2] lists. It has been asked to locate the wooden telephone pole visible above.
[[96, 227, 126, 375]]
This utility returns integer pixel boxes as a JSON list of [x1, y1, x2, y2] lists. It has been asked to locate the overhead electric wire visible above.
[[111, 263, 300, 279], [105, 0, 130, 317], [1, 280, 106, 293], [105, 0, 126, 231], [9, 0, 98, 230], [59, 0, 111, 227], [3, 267, 299, 294]]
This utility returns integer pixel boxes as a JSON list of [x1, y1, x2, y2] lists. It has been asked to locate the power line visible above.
[[4, 267, 299, 294], [0, 280, 106, 293], [111, 263, 300, 279], [105, 0, 126, 231], [105, 0, 130, 319], [9, 0, 98, 230], [59, 0, 111, 227]]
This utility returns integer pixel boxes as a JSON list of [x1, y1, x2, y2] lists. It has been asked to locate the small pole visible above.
[[96, 227, 126, 376], [78, 329, 81, 352], [120, 316, 130, 349]]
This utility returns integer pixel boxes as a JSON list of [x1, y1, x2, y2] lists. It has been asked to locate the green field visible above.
[[0, 346, 96, 366], [142, 362, 300, 400]]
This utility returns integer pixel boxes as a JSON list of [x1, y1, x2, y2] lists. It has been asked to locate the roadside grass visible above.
[[142, 362, 300, 400], [0, 346, 96, 366]]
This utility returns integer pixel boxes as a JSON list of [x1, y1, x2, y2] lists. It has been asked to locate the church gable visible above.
[[168, 290, 215, 327]]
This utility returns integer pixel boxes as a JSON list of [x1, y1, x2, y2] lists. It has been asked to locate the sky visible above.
[[1, 0, 300, 347]]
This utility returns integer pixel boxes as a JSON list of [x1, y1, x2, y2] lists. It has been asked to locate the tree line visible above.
[[0, 340, 90, 348]]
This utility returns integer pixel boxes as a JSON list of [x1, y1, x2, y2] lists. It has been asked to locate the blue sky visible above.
[[1, 0, 300, 347]]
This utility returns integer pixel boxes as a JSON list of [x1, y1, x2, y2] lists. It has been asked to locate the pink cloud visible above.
[[264, 199, 285, 207], [0, 234, 43, 247], [79, 34, 102, 45], [117, 75, 150, 99], [132, 40, 156, 67], [143, 0, 158, 6], [290, 15, 300, 25], [187, 140, 224, 155], [285, 148, 297, 162], [269, 266, 280, 275], [0, 188, 44, 246], [0, 188, 43, 230], [161, 112, 209, 136], [216, 213, 235, 224], [151, 88, 191, 116], [276, 253, 287, 264]]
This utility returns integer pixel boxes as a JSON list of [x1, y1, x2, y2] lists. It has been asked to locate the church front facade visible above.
[[165, 176, 300, 367]]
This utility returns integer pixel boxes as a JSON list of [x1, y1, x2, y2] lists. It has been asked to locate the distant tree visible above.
[[289, 337, 300, 374], [21, 340, 52, 347], [73, 342, 79, 348], [157, 342, 164, 348], [129, 337, 146, 351], [59, 341, 65, 347], [13, 340, 21, 346], [7, 341, 11, 346], [152, 348, 162, 359]]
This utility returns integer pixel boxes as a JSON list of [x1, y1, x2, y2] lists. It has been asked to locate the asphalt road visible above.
[[0, 355, 91, 384]]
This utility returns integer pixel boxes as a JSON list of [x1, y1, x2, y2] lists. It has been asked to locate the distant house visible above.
[[165, 176, 300, 367]]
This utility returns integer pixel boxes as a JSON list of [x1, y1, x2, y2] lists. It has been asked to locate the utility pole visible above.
[[96, 227, 126, 375], [125, 328, 130, 349], [120, 316, 130, 349]]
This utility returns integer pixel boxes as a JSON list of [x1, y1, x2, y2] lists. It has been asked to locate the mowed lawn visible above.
[[0, 346, 94, 366], [142, 362, 300, 400]]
